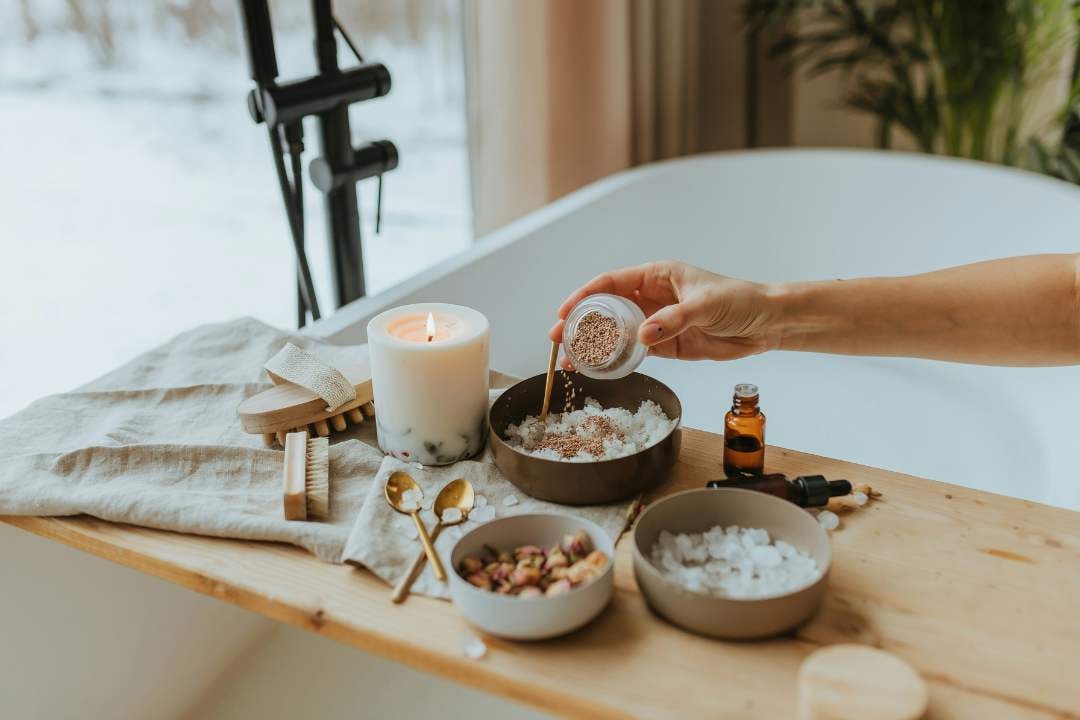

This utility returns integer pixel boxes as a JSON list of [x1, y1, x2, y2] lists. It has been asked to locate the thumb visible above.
[[639, 299, 709, 346]]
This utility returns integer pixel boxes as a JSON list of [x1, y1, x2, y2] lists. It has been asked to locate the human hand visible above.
[[549, 261, 779, 368]]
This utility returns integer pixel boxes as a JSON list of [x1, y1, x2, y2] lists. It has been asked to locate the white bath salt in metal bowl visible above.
[[448, 514, 615, 640], [633, 488, 831, 639], [505, 397, 676, 462]]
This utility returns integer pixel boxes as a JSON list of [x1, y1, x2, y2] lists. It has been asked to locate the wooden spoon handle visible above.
[[392, 524, 445, 603], [411, 511, 447, 581]]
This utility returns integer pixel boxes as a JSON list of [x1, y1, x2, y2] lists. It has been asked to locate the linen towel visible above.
[[0, 318, 382, 561]]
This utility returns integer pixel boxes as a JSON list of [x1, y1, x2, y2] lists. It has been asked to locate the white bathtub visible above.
[[318, 149, 1080, 510]]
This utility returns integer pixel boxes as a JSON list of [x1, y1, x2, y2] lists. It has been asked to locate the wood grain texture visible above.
[[5, 428, 1079, 719]]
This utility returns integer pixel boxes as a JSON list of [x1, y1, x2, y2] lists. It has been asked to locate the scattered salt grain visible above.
[[852, 491, 868, 506], [475, 494, 488, 509], [399, 488, 422, 511], [407, 525, 419, 540], [472, 505, 496, 522], [461, 634, 487, 660], [502, 495, 519, 507], [505, 397, 676, 462], [649, 525, 820, 599], [441, 507, 463, 523], [817, 510, 840, 530]]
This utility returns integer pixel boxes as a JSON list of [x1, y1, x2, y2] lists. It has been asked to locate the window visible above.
[[2, 0, 470, 415]]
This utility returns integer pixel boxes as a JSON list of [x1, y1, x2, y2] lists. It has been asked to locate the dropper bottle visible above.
[[707, 474, 853, 508], [723, 383, 766, 476]]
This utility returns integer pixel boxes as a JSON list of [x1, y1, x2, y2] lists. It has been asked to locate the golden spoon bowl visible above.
[[434, 478, 475, 526], [383, 471, 446, 581], [392, 478, 476, 603]]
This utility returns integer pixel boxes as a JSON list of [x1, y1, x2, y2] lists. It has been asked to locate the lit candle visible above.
[[367, 303, 490, 465]]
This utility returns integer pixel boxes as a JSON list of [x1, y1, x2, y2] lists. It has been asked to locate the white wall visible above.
[[0, 523, 270, 719]]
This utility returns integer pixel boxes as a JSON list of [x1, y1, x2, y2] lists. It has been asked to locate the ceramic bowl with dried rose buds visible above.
[[448, 513, 615, 640]]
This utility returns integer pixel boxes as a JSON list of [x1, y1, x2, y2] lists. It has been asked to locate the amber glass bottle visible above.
[[723, 383, 765, 476]]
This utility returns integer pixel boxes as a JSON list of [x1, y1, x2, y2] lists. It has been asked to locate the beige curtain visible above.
[[463, 0, 744, 235]]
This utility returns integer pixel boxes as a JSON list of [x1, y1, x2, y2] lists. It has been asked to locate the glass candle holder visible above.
[[562, 293, 647, 380]]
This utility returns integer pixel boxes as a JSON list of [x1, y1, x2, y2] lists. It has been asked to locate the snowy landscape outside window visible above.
[[0, 1, 471, 417]]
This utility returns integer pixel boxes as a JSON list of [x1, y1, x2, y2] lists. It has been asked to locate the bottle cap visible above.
[[734, 383, 758, 398], [797, 475, 851, 507]]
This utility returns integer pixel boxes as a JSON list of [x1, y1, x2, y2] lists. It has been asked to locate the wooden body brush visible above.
[[283, 431, 329, 520], [238, 343, 375, 447]]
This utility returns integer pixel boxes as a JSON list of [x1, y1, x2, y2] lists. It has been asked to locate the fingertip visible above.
[[639, 321, 664, 346], [548, 320, 565, 343]]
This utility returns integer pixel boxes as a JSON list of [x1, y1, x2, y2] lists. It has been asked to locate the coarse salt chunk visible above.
[[502, 495, 519, 507], [817, 510, 840, 530], [472, 505, 496, 523], [475, 494, 488, 509], [852, 491, 869, 506], [461, 634, 487, 660], [441, 507, 463, 523]]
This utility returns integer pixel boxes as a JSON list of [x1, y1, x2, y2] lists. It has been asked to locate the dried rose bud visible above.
[[562, 530, 590, 556], [490, 562, 514, 582], [517, 586, 543, 599], [517, 544, 544, 557], [544, 550, 569, 571], [459, 556, 484, 574], [510, 565, 541, 587], [548, 566, 569, 581], [466, 572, 492, 591], [565, 560, 598, 585], [545, 578, 572, 596], [582, 550, 608, 568], [495, 580, 514, 595], [497, 551, 515, 564]]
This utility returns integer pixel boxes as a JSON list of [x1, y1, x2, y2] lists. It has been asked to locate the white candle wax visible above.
[[367, 303, 490, 465]]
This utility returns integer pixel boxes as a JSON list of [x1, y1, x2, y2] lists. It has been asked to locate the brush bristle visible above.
[[305, 436, 330, 519]]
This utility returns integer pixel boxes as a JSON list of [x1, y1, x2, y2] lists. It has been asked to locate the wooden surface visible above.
[[5, 428, 1080, 719]]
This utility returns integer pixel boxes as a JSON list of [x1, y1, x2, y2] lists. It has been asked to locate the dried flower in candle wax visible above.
[[457, 529, 608, 598]]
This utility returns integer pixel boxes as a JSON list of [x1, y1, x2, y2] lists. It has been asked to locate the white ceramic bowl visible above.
[[448, 513, 615, 640], [632, 488, 831, 639]]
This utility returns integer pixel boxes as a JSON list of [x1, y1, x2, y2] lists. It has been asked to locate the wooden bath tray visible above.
[[4, 427, 1078, 718]]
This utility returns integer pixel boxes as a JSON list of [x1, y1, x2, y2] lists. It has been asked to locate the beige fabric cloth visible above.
[[0, 318, 382, 562], [0, 318, 632, 593], [343, 452, 631, 600]]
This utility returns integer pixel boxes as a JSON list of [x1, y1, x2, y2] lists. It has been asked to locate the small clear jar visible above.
[[562, 293, 647, 380]]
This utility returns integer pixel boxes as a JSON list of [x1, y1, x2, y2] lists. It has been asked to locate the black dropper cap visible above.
[[794, 475, 852, 507]]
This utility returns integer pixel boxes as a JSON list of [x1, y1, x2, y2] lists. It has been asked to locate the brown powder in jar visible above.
[[569, 311, 622, 367]]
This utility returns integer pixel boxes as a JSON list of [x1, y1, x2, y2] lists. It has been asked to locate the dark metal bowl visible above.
[[488, 371, 682, 505]]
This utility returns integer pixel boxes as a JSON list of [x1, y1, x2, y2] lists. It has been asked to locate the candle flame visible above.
[[426, 312, 436, 342]]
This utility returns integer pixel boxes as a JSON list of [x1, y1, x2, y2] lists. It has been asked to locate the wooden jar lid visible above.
[[798, 644, 928, 720]]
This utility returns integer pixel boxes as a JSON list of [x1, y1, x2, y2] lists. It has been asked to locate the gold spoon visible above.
[[384, 471, 446, 582], [391, 478, 475, 603]]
